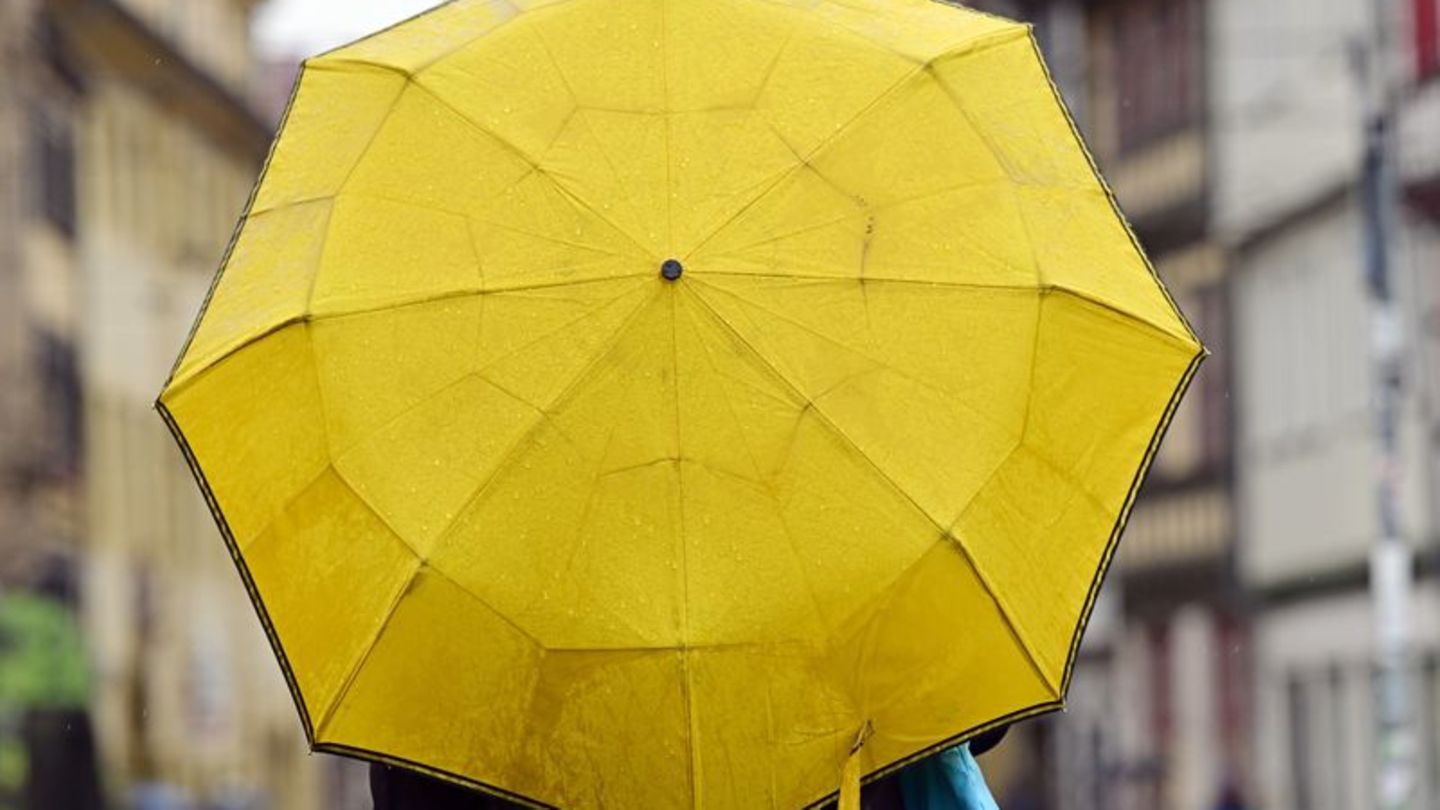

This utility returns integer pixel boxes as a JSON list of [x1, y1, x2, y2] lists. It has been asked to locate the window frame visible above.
[[29, 106, 77, 237], [1417, 0, 1440, 81], [1112, 0, 1204, 153]]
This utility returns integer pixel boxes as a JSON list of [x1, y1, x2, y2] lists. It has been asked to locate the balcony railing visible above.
[[1120, 475, 1233, 572]]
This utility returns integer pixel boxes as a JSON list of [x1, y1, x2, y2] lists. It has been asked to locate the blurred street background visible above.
[[1, 0, 1439, 808]]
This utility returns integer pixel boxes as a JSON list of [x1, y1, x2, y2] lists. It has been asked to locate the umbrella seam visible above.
[[682, 287, 1056, 688], [423, 290, 661, 562], [311, 0, 571, 74], [685, 281, 1065, 712], [299, 198, 341, 333], [1024, 30, 1204, 348], [688, 278, 1028, 441], [512, 343, 662, 641], [159, 53, 307, 395], [324, 280, 647, 461], [304, 327, 336, 492], [409, 0, 528, 77], [850, 540, 933, 724], [678, 297, 836, 641], [745, 3, 807, 109], [153, 401, 319, 745], [568, 109, 659, 251], [310, 184, 633, 259], [312, 557, 424, 741], [1059, 349, 1207, 695], [682, 65, 923, 260], [660, 0, 675, 252], [695, 177, 1050, 262], [165, 274, 652, 396], [669, 280, 704, 810], [941, 531, 1061, 699], [326, 70, 408, 219], [405, 77, 659, 260], [684, 25, 1029, 262], [695, 274, 1197, 350], [684, 285, 958, 537], [324, 465, 547, 648]]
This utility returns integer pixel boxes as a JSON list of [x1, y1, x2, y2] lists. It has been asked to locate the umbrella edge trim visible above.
[[317, 742, 560, 810], [1058, 348, 1208, 698], [798, 699, 1063, 810], [153, 399, 320, 746], [798, 346, 1207, 810]]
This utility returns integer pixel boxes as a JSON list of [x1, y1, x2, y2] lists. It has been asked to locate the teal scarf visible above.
[[898, 745, 1000, 810]]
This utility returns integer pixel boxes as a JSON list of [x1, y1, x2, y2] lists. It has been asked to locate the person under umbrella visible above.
[[370, 728, 1007, 810]]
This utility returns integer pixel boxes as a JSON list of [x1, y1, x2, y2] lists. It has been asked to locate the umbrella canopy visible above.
[[157, 0, 1204, 807]]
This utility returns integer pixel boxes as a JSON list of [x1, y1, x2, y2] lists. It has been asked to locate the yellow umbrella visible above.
[[157, 0, 1203, 807]]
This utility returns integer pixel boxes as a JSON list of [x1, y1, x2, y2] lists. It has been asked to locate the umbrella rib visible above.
[[682, 285, 1060, 700], [695, 275, 1196, 350], [942, 529, 1060, 698], [669, 291, 704, 810], [310, 471, 550, 741], [406, 78, 658, 260], [683, 67, 927, 261], [656, 5, 704, 801], [312, 561, 550, 742], [313, 557, 422, 739], [409, 0, 530, 76], [311, 283, 658, 739], [311, 0, 463, 62], [571, 109, 662, 249], [473, 278, 655, 380], [689, 279, 1025, 442], [515, 346, 655, 629], [745, 4, 806, 109], [425, 289, 662, 561], [683, 287, 953, 527], [329, 68, 409, 205], [322, 185, 635, 260], [1001, 174, 1047, 456], [232, 284, 656, 612], [660, 0, 675, 252], [695, 178, 1019, 260], [679, 298, 835, 639], [1022, 31, 1202, 348], [165, 275, 653, 396], [685, 27, 1028, 262], [527, 24, 670, 254]]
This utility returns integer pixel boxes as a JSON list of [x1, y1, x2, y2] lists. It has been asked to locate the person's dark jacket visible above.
[[369, 726, 1007, 809], [370, 764, 520, 810]]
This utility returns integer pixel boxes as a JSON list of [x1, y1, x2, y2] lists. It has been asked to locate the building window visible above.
[[1114, 0, 1202, 152], [1418, 0, 1440, 79], [1189, 283, 1229, 472], [30, 108, 77, 237], [33, 329, 82, 475], [1150, 281, 1228, 481], [1285, 674, 1314, 810]]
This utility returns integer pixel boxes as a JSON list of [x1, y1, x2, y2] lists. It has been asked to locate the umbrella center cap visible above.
[[661, 259, 684, 281]]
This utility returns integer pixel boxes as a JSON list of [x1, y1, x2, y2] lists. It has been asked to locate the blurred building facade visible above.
[[1, 0, 365, 807], [1222, 0, 1440, 807], [965, 1, 1244, 809], [1, 2, 96, 804], [973, 1, 1440, 809], [0, 0, 85, 603]]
